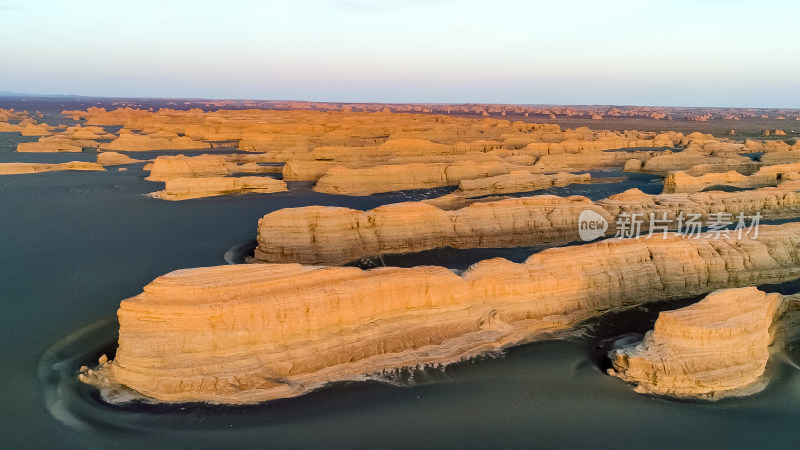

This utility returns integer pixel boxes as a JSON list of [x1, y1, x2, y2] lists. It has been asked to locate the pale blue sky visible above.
[[1, 0, 798, 107]]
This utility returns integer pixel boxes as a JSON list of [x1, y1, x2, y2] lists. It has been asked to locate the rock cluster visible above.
[[255, 196, 608, 264], [86, 223, 800, 404], [255, 184, 800, 265]]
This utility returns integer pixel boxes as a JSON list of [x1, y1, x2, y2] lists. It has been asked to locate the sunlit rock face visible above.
[[312, 161, 512, 195], [662, 163, 800, 194], [609, 287, 785, 398], [254, 195, 609, 265], [424, 171, 592, 209], [86, 223, 800, 404], [254, 183, 800, 266], [96, 152, 144, 166], [99, 133, 211, 151]]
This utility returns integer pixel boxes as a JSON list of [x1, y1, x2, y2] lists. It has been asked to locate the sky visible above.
[[1, 0, 798, 107]]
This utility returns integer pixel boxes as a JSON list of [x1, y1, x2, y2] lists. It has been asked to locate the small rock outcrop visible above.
[[150, 176, 288, 200], [609, 287, 785, 398], [0, 162, 106, 175]]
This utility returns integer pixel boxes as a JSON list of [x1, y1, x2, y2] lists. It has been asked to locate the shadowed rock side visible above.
[[82, 223, 800, 404], [609, 287, 790, 398], [0, 161, 106, 175], [150, 177, 288, 201], [255, 183, 800, 265]]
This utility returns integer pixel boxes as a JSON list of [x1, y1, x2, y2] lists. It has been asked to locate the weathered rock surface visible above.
[[97, 152, 146, 166], [255, 184, 800, 265], [424, 171, 591, 209], [85, 223, 800, 404], [146, 155, 281, 181], [609, 287, 785, 398], [662, 170, 773, 193], [151, 176, 288, 201], [642, 149, 757, 175], [313, 161, 511, 195], [598, 185, 800, 226], [255, 196, 609, 264]]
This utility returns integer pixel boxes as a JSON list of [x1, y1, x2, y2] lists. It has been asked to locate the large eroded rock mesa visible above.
[[84, 223, 800, 404], [609, 287, 786, 398], [254, 184, 800, 265], [254, 196, 610, 265]]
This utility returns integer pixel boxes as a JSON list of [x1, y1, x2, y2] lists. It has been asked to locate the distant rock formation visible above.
[[20, 123, 54, 136], [424, 171, 591, 209], [0, 162, 105, 175], [313, 161, 511, 195], [642, 148, 756, 175], [145, 154, 281, 181], [96, 152, 145, 166], [662, 162, 800, 193], [662, 170, 770, 193], [83, 223, 800, 404], [100, 133, 210, 151], [150, 176, 288, 201], [16, 141, 83, 153], [609, 287, 787, 398]]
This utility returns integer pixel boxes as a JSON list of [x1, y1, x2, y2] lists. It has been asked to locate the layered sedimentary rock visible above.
[[609, 287, 785, 398], [311, 138, 503, 163], [532, 150, 659, 171], [597, 185, 800, 225], [424, 171, 591, 209], [85, 223, 800, 404], [150, 176, 288, 201], [282, 160, 338, 181], [662, 170, 773, 193], [255, 183, 800, 265], [16, 141, 83, 153], [145, 154, 280, 181], [313, 161, 511, 195], [100, 133, 210, 151], [642, 148, 757, 175], [255, 196, 609, 264], [0, 161, 106, 175]]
